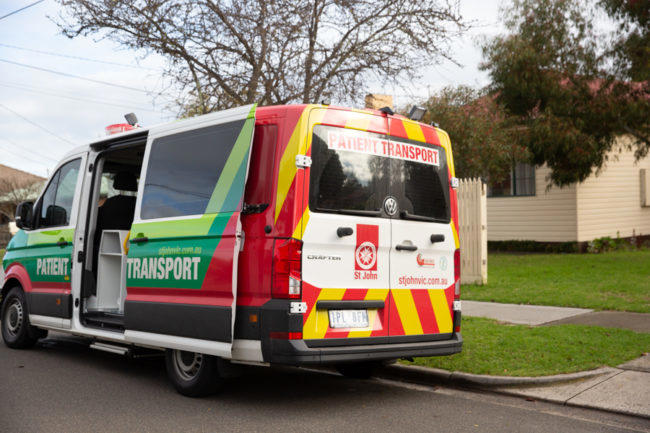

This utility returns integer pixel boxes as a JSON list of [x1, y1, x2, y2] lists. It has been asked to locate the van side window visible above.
[[244, 124, 277, 205], [36, 158, 82, 228], [141, 121, 245, 219]]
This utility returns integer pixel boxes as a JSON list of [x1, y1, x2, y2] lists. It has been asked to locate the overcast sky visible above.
[[0, 0, 504, 177]]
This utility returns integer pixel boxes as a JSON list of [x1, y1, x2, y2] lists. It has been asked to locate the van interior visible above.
[[82, 143, 146, 330]]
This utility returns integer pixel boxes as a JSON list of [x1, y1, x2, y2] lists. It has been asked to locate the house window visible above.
[[487, 162, 535, 197]]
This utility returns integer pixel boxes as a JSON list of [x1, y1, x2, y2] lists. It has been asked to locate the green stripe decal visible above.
[[205, 104, 256, 214], [131, 214, 217, 239]]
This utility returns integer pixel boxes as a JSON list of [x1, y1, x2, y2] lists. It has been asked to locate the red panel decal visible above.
[[444, 284, 455, 310], [388, 117, 408, 140], [411, 289, 439, 334], [421, 125, 441, 146], [388, 291, 405, 336], [200, 212, 240, 308], [301, 282, 321, 325], [355, 224, 378, 272], [275, 176, 299, 236]]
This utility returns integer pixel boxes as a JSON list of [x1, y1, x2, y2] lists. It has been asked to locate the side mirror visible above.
[[15, 201, 34, 230]]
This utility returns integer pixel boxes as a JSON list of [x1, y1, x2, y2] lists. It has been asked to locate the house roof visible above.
[[0, 163, 45, 188], [0, 163, 46, 203]]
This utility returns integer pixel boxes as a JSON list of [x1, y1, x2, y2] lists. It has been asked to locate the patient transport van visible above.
[[1, 104, 462, 396]]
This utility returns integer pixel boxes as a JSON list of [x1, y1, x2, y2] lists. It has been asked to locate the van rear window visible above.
[[309, 125, 450, 221]]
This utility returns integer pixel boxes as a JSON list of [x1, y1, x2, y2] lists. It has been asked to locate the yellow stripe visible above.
[[392, 290, 423, 335], [451, 221, 460, 249], [275, 106, 315, 222], [403, 120, 426, 142], [428, 289, 453, 333], [344, 114, 372, 131], [292, 208, 310, 240], [434, 128, 455, 177], [347, 288, 389, 338], [302, 288, 346, 339]]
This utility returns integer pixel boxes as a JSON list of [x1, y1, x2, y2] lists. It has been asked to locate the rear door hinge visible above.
[[295, 155, 312, 168]]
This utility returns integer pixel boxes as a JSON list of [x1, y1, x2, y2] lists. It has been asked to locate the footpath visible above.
[[377, 301, 650, 419]]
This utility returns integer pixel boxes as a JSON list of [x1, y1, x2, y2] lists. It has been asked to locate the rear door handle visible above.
[[56, 240, 69, 247], [395, 243, 418, 251], [337, 227, 353, 237], [430, 234, 445, 243]]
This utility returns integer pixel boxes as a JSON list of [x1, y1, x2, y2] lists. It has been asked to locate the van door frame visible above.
[[26, 152, 87, 330], [74, 137, 149, 329]]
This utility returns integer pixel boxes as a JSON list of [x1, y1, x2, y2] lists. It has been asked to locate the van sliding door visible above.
[[123, 105, 256, 357]]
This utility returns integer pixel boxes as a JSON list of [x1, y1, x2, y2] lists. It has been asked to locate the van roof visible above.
[[75, 104, 447, 156]]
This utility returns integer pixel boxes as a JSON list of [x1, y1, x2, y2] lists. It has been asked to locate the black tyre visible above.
[[165, 349, 223, 397], [335, 361, 381, 379], [1, 287, 43, 349]]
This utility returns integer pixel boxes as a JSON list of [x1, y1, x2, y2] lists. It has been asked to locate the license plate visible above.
[[328, 309, 369, 329]]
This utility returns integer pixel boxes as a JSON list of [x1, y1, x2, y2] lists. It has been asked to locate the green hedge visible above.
[[488, 240, 579, 254]]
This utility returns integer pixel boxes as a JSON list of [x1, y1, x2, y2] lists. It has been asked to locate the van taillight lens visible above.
[[454, 249, 461, 300], [272, 238, 302, 299]]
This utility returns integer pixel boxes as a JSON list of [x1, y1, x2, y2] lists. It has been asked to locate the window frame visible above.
[[31, 155, 85, 231], [487, 163, 536, 198], [133, 105, 256, 224]]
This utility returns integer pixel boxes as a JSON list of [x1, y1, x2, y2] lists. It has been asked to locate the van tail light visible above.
[[454, 249, 461, 300], [272, 238, 302, 299]]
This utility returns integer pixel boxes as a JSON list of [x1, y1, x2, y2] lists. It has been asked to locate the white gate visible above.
[[457, 178, 487, 284]]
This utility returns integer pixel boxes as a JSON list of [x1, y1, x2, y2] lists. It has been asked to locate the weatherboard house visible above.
[[486, 137, 650, 246]]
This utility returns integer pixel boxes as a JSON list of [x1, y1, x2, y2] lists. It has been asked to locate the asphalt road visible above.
[[0, 335, 648, 432]]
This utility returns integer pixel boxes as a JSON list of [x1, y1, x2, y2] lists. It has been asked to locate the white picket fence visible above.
[[457, 178, 487, 284]]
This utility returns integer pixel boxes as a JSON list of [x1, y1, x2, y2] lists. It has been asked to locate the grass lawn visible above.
[[463, 251, 650, 313], [404, 317, 650, 376]]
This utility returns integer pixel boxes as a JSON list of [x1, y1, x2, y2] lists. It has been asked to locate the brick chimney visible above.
[[364, 94, 393, 110]]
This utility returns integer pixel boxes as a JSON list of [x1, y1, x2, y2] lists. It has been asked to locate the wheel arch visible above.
[[1, 277, 23, 307], [2, 262, 32, 297]]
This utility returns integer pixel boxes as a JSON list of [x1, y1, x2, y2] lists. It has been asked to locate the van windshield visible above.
[[310, 125, 450, 222]]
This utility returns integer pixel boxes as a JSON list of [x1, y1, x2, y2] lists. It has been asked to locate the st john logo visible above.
[[355, 224, 378, 280]]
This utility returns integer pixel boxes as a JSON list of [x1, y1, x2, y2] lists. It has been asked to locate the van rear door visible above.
[[301, 120, 392, 340], [387, 125, 455, 337], [124, 105, 256, 357]]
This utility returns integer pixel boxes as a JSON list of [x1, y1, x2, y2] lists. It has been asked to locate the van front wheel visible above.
[[1, 287, 44, 349], [165, 349, 223, 397]]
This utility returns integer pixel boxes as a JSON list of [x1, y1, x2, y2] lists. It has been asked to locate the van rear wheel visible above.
[[335, 361, 381, 379], [165, 349, 223, 397], [1, 287, 44, 349]]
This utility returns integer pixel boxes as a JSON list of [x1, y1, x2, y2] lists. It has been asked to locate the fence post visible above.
[[458, 178, 487, 285]]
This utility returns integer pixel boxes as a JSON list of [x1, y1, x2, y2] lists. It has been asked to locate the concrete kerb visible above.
[[376, 363, 617, 387]]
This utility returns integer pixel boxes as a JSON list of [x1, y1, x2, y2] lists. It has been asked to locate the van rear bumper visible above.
[[265, 333, 462, 365]]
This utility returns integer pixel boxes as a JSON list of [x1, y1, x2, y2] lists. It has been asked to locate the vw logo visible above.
[[383, 196, 398, 216]]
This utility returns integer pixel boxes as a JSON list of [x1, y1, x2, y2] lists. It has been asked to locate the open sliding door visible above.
[[123, 105, 256, 357]]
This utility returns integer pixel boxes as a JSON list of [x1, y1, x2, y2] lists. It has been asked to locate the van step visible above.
[[83, 312, 125, 330], [89, 342, 130, 356]]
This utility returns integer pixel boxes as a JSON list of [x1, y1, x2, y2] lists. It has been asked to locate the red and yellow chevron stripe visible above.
[[302, 283, 455, 340]]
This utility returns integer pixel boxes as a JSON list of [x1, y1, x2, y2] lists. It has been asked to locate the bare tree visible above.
[[0, 178, 43, 223], [55, 0, 467, 114]]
